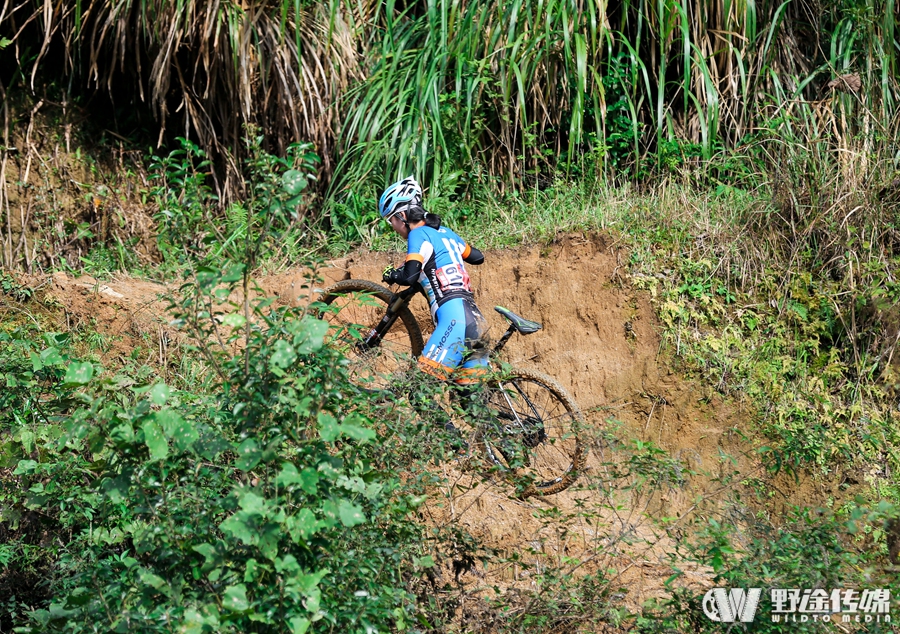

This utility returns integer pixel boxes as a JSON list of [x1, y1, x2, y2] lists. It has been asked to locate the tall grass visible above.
[[1, 0, 898, 201], [1, 0, 359, 188], [334, 0, 900, 195]]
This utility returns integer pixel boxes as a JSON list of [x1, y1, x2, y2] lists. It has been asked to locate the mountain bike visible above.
[[318, 279, 586, 497]]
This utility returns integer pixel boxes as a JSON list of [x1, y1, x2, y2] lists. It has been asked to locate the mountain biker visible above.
[[379, 176, 489, 441]]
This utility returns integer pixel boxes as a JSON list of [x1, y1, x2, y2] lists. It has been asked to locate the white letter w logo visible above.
[[702, 588, 762, 623]]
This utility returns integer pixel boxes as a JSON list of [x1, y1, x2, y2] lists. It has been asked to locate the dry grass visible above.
[[2, 0, 897, 200]]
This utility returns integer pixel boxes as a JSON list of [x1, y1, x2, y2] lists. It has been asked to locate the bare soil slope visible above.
[[41, 233, 755, 621]]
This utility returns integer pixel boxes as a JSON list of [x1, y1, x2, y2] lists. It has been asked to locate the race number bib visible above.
[[435, 263, 471, 292]]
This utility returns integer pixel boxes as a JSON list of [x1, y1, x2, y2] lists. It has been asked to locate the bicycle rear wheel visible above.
[[474, 367, 586, 497], [318, 280, 424, 387]]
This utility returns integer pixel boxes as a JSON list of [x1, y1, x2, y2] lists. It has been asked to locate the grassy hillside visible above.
[[1, 0, 899, 631]]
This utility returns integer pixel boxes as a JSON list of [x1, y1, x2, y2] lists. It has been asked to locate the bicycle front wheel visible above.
[[318, 279, 424, 387], [474, 367, 586, 497]]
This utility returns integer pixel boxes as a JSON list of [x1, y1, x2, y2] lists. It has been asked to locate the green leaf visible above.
[[195, 425, 230, 459], [18, 429, 34, 454], [270, 340, 297, 369], [100, 473, 131, 503], [288, 616, 310, 634], [13, 459, 37, 475], [220, 512, 256, 546], [181, 607, 220, 633], [244, 558, 260, 582], [318, 413, 340, 443], [64, 361, 94, 385], [173, 420, 199, 452], [293, 317, 328, 354], [221, 265, 245, 284], [156, 409, 198, 451], [789, 301, 808, 321], [64, 587, 92, 607], [275, 554, 300, 574], [155, 408, 182, 435], [192, 543, 220, 567], [40, 347, 65, 367], [281, 169, 307, 196], [338, 499, 366, 527], [141, 419, 168, 461], [275, 462, 301, 486], [295, 569, 328, 595], [287, 508, 323, 542], [258, 523, 281, 561], [234, 438, 262, 471], [275, 463, 319, 494], [415, 555, 435, 568], [139, 569, 168, 592], [238, 491, 266, 515], [149, 383, 171, 405], [340, 422, 376, 443], [109, 422, 135, 448], [223, 584, 249, 612], [221, 313, 246, 328], [336, 475, 366, 494]]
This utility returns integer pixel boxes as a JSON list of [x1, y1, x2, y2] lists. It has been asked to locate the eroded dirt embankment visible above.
[[40, 233, 759, 619], [265, 233, 747, 475]]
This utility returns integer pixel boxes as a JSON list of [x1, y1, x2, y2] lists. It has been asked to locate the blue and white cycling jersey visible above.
[[404, 225, 475, 322]]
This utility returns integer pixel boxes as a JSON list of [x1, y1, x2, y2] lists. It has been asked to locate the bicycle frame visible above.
[[327, 278, 583, 495], [359, 285, 420, 350], [360, 284, 520, 358]]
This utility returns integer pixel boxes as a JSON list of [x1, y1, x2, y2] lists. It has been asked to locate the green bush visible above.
[[150, 133, 318, 269], [638, 507, 897, 633], [0, 143, 442, 633], [0, 280, 435, 632]]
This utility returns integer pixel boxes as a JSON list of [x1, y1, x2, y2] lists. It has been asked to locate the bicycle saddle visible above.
[[494, 306, 542, 334]]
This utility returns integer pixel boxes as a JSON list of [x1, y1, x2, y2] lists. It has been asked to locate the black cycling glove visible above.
[[382, 261, 422, 286], [382, 266, 400, 285]]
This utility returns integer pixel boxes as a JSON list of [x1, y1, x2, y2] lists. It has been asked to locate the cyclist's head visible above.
[[378, 176, 422, 224]]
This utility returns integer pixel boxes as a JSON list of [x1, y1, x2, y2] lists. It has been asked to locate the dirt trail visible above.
[[40, 233, 756, 620]]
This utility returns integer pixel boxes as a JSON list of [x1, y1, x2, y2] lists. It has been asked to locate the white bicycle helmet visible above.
[[378, 176, 422, 221]]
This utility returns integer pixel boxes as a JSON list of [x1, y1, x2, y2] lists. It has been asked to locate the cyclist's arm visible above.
[[387, 259, 422, 286], [462, 244, 484, 265], [390, 231, 431, 286]]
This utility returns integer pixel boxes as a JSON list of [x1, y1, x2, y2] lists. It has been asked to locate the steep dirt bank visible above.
[[261, 233, 753, 618], [31, 233, 760, 622], [265, 233, 751, 480]]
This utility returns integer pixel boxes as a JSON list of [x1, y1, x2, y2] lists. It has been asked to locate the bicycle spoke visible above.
[[511, 381, 578, 478], [319, 281, 423, 389], [477, 369, 585, 496]]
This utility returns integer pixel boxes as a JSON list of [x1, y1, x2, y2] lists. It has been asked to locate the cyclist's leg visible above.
[[410, 299, 471, 447], [450, 298, 491, 419]]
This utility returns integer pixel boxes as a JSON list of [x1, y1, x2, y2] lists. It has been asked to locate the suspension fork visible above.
[[360, 285, 419, 349], [494, 378, 539, 425], [492, 378, 546, 450]]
